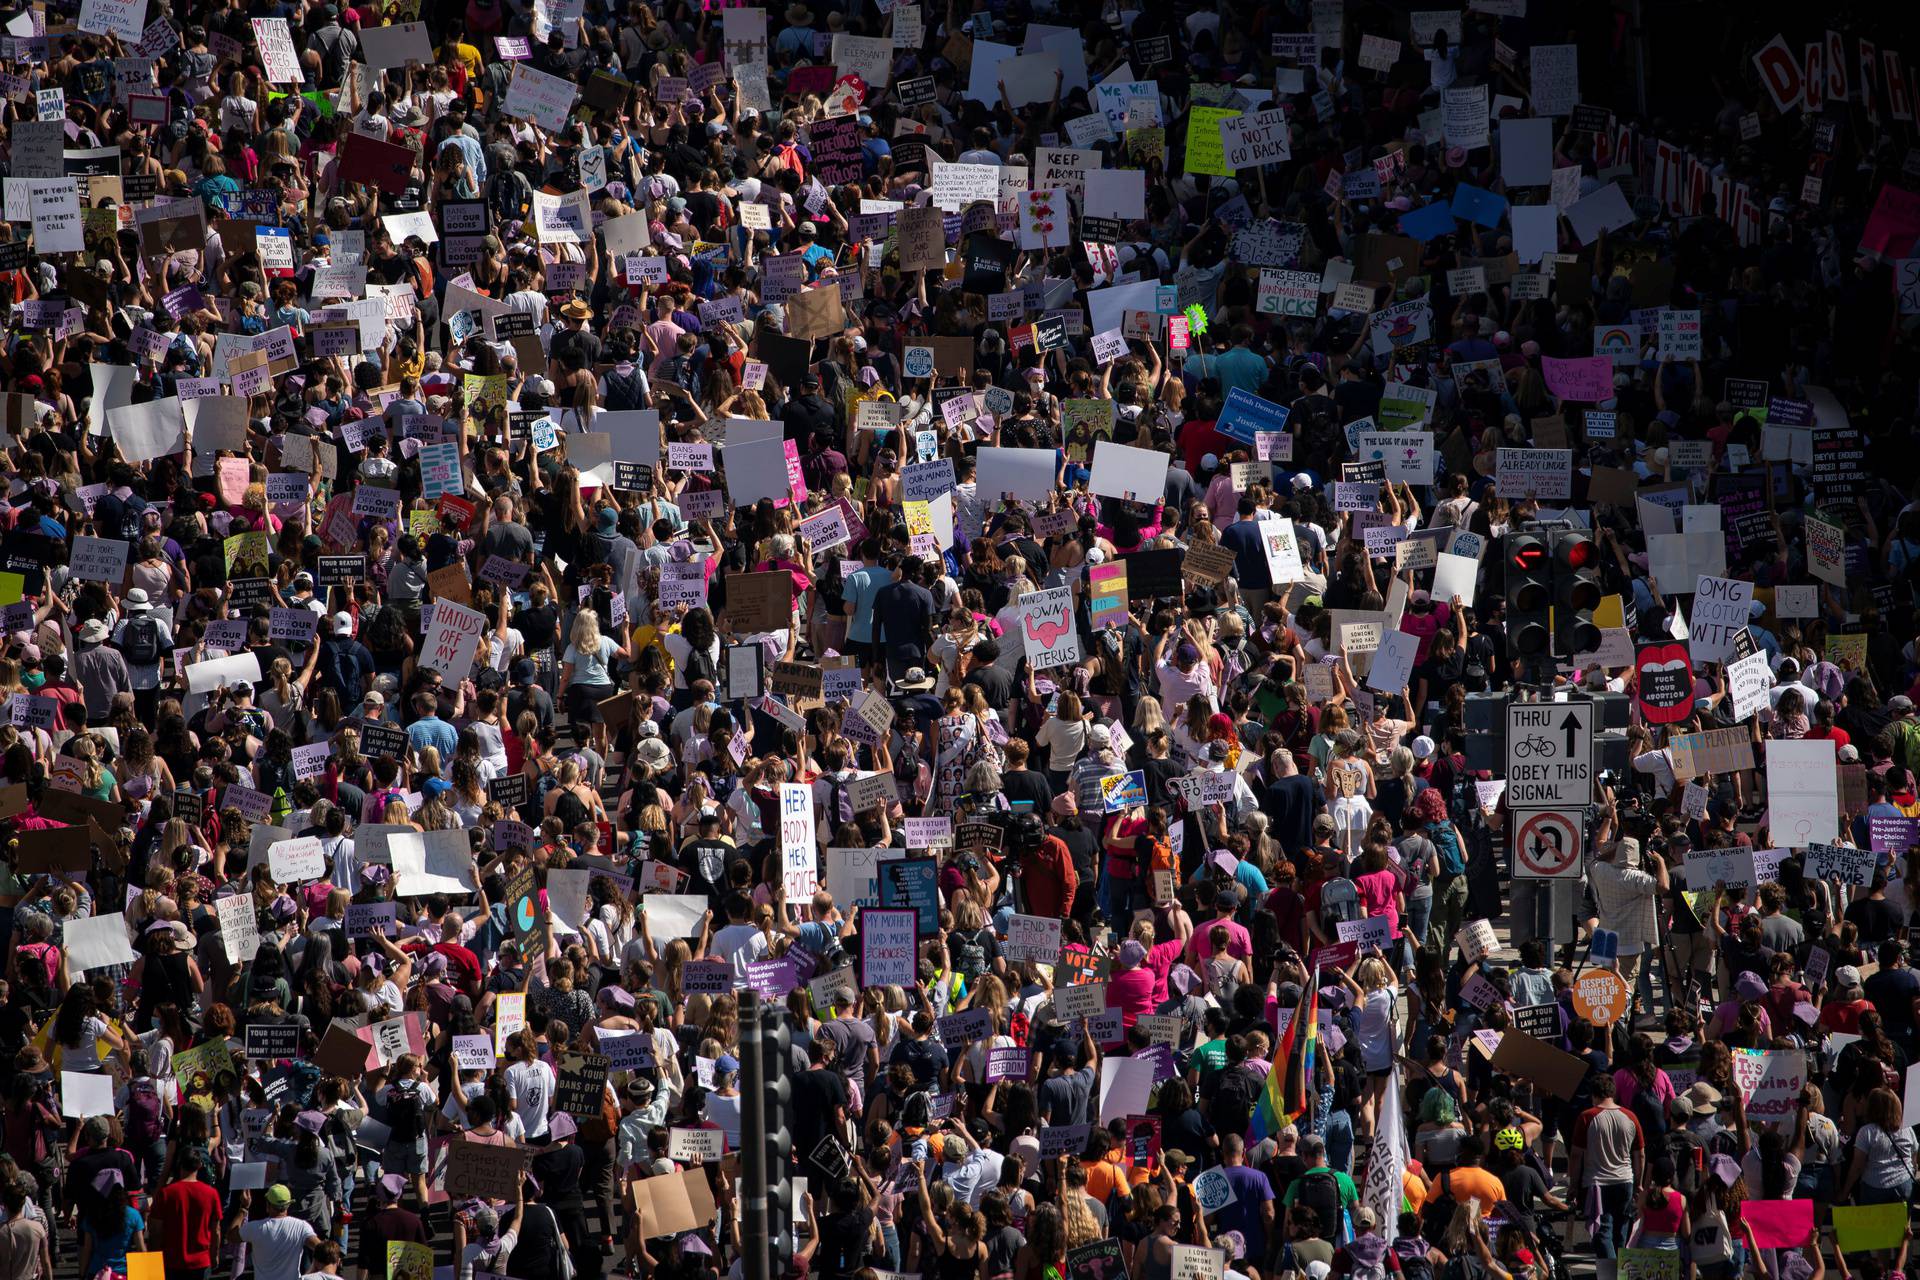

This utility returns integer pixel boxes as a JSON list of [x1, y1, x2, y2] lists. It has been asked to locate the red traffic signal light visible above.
[[1509, 536, 1547, 571], [1556, 534, 1596, 571]]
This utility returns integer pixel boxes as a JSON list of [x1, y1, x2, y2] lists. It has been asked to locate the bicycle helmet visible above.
[[1494, 1126, 1526, 1152]]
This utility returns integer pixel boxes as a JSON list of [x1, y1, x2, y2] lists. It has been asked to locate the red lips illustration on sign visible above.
[[1635, 641, 1695, 725]]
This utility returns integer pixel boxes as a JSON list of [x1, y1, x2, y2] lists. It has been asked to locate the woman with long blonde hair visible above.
[[1332, 954, 1400, 1134], [559, 607, 626, 754], [1443, 1201, 1511, 1279]]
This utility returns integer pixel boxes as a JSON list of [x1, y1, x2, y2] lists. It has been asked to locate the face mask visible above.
[[21, 672, 44, 689]]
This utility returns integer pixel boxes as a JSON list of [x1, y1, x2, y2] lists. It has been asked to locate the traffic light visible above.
[[1504, 533, 1552, 657], [741, 996, 794, 1280], [762, 1005, 794, 1275], [1554, 531, 1603, 655]]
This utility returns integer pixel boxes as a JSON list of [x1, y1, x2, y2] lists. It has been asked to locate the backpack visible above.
[[1630, 1077, 1670, 1139], [682, 640, 718, 689], [1294, 1168, 1347, 1245], [1430, 821, 1466, 876], [1395, 1242, 1436, 1280], [1419, 1168, 1458, 1241], [116, 494, 148, 542], [950, 926, 991, 984], [488, 167, 532, 225], [121, 616, 163, 666], [1666, 1128, 1706, 1198], [825, 773, 856, 829], [1348, 1247, 1391, 1280], [314, 27, 351, 88], [318, 638, 365, 703], [386, 1081, 426, 1142], [126, 1079, 164, 1144], [604, 364, 646, 410], [1893, 719, 1920, 777], [1209, 1063, 1263, 1139]]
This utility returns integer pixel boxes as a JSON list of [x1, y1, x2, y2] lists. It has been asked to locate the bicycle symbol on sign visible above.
[[1510, 734, 1555, 759]]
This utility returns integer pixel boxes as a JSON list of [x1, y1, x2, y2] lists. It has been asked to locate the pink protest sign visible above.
[[1541, 355, 1615, 402]]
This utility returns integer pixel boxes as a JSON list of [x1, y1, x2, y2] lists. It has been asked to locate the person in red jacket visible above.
[[1018, 816, 1078, 920]]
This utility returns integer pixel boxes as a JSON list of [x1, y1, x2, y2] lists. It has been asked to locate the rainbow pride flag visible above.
[[1250, 967, 1317, 1143]]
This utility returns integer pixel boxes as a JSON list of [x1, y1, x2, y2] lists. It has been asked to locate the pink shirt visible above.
[[644, 319, 685, 371], [1355, 868, 1401, 941], [1145, 937, 1186, 1005], [1397, 602, 1452, 665], [1110, 966, 1157, 1027], [1183, 917, 1252, 970]]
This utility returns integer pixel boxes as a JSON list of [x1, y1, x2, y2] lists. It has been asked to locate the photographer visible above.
[[1587, 806, 1671, 1024]]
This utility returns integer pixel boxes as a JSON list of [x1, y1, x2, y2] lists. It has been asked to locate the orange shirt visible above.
[[1428, 1165, 1505, 1217], [1084, 1151, 1150, 1203]]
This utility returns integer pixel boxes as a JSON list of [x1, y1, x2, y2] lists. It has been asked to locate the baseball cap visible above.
[[1834, 964, 1862, 989], [265, 1184, 293, 1208]]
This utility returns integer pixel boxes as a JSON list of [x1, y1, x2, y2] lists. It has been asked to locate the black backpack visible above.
[[1666, 1128, 1706, 1197], [116, 495, 148, 542], [386, 1081, 426, 1142], [121, 616, 163, 666], [683, 642, 718, 689], [1630, 1076, 1671, 1139], [604, 364, 647, 411], [315, 28, 352, 88], [488, 168, 532, 225], [1295, 1167, 1347, 1243], [1420, 1167, 1459, 1241], [1209, 1063, 1263, 1139]]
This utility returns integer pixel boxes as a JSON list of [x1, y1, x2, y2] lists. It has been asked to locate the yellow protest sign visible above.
[[1185, 106, 1240, 178], [1832, 1203, 1905, 1252], [224, 531, 271, 573], [1826, 633, 1867, 670], [387, 1240, 433, 1280], [467, 374, 507, 414]]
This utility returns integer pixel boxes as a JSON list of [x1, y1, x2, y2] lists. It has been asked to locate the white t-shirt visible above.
[[1035, 716, 1089, 772], [243, 1214, 317, 1280], [663, 632, 721, 691], [711, 922, 771, 987], [504, 1059, 555, 1138], [458, 1231, 519, 1280], [219, 95, 257, 133], [1355, 986, 1396, 1072]]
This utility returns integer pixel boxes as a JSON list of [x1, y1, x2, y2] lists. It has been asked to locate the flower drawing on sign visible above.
[[1027, 193, 1057, 236], [829, 74, 866, 115]]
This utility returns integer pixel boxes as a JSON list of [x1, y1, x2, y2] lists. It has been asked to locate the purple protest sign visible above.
[[746, 958, 796, 998], [984, 1046, 1029, 1083]]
